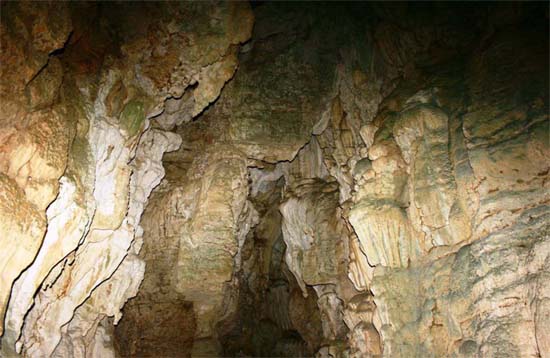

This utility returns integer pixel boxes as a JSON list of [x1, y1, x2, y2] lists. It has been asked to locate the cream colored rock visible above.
[[154, 49, 245, 131], [280, 177, 357, 355], [280, 179, 344, 295], [348, 322, 382, 358], [347, 236, 374, 291], [191, 50, 240, 116], [314, 287, 347, 341], [118, 147, 257, 356], [349, 203, 422, 268], [1, 3, 254, 356], [393, 105, 471, 247], [3, 175, 92, 350], [1, 109, 71, 211], [349, 137, 426, 268], [0, 175, 45, 336], [52, 249, 145, 358], [17, 127, 180, 357], [0, 108, 73, 337], [1, 3, 548, 358], [281, 137, 329, 186], [174, 149, 256, 341], [371, 207, 549, 358], [344, 293, 382, 358]]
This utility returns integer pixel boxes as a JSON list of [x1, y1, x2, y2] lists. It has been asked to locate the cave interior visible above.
[[0, 1, 549, 358]]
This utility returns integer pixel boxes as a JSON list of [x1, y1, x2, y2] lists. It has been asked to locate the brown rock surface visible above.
[[0, 3, 548, 358], [0, 2, 253, 356]]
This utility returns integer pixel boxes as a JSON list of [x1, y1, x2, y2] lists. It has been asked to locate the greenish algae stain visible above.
[[119, 99, 145, 137]]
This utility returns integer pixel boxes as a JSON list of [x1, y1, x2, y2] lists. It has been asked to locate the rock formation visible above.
[[0, 2, 548, 358], [0, 2, 253, 356]]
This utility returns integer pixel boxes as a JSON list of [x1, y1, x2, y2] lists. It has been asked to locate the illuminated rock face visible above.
[[1, 2, 548, 358], [0, 2, 253, 357], [344, 9, 549, 356]]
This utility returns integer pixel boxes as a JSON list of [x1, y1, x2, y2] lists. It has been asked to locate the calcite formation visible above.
[[1, 2, 548, 358], [120, 147, 258, 356], [1, 2, 253, 357]]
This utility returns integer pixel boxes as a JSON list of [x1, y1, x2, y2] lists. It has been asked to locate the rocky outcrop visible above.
[[1, 2, 548, 358], [280, 179, 343, 294], [117, 147, 258, 357], [234, 3, 548, 358], [372, 208, 549, 357], [1, 2, 252, 357], [344, 4, 549, 357], [280, 179, 353, 355], [0, 2, 73, 337]]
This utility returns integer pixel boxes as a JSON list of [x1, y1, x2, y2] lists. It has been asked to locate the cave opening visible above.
[[0, 1, 548, 358]]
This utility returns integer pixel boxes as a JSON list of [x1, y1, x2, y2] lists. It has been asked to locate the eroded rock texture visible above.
[[1, 2, 548, 358], [347, 5, 550, 356], [1, 2, 252, 357]]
